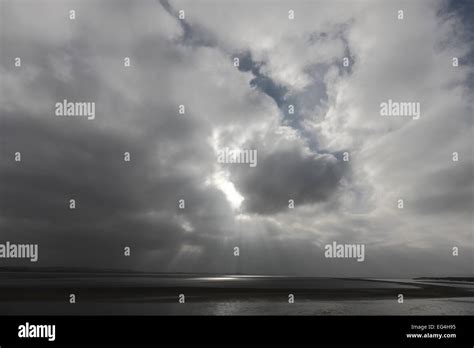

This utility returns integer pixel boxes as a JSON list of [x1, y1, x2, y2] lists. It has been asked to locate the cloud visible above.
[[0, 0, 472, 277], [227, 135, 348, 214]]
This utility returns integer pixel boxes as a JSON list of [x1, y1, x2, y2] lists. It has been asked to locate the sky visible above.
[[0, 0, 472, 277]]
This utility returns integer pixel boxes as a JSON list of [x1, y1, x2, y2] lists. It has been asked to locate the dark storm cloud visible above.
[[229, 145, 348, 215], [0, 1, 239, 271], [0, 102, 237, 270]]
